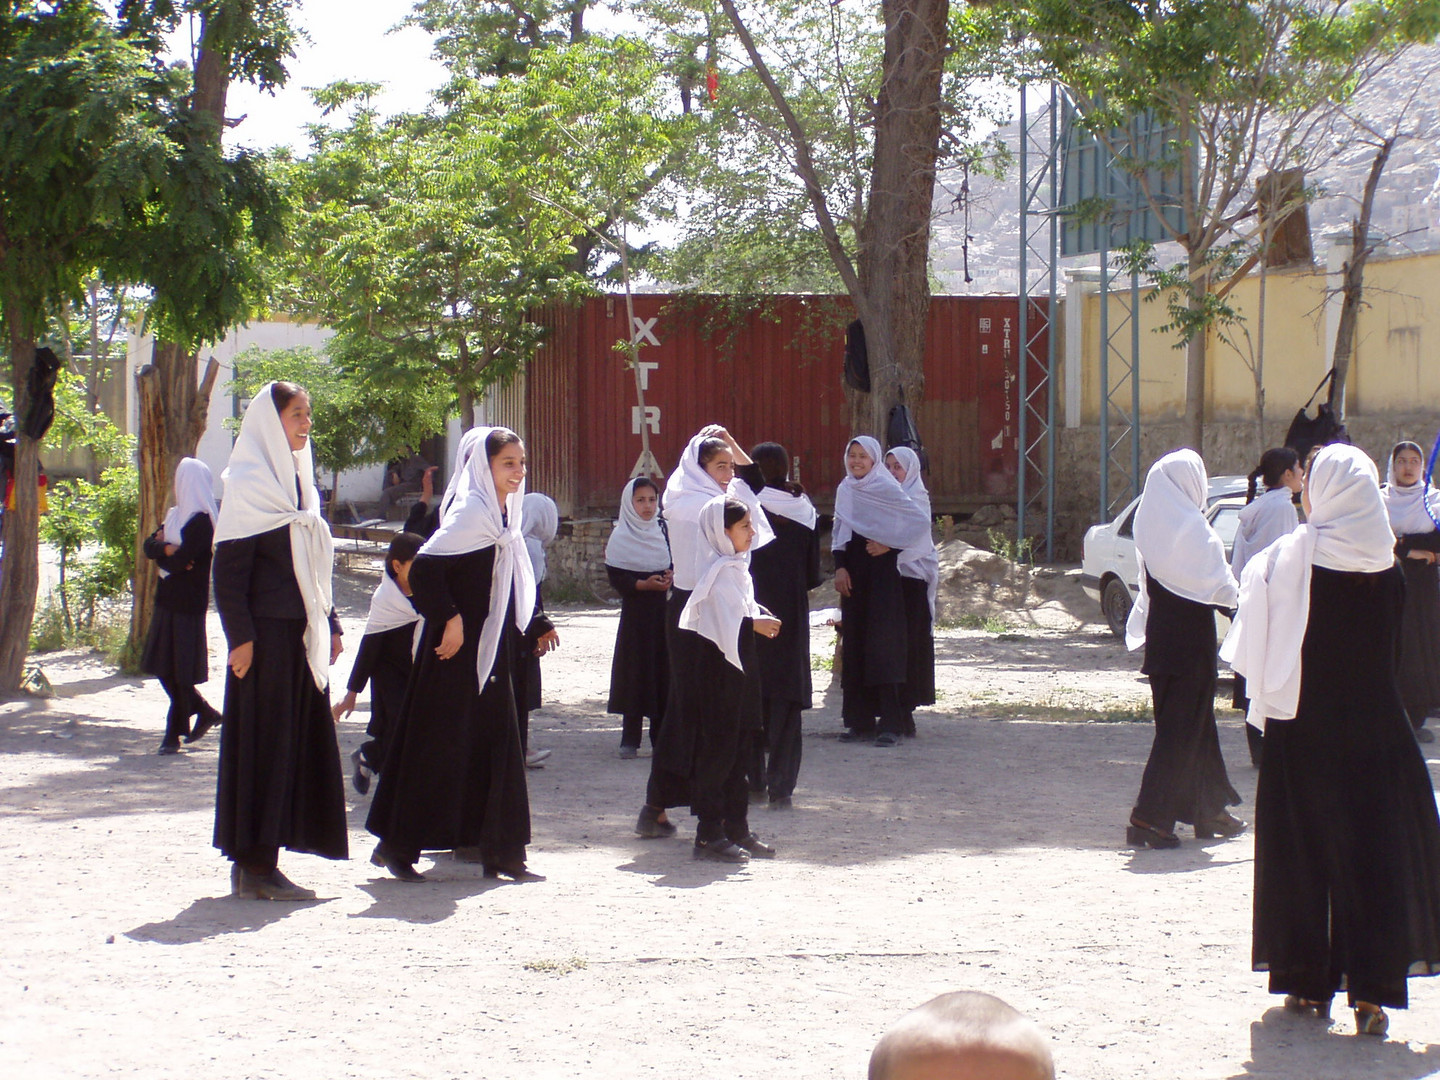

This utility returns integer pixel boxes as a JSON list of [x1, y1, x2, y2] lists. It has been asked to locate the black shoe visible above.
[[184, 705, 222, 744], [157, 742, 181, 756], [233, 866, 316, 900], [874, 732, 901, 747], [483, 861, 545, 882], [618, 745, 639, 759], [371, 846, 426, 883], [1194, 812, 1247, 840], [732, 832, 777, 858], [1126, 818, 1181, 850], [635, 805, 678, 839], [768, 795, 793, 810], [838, 727, 875, 742], [693, 838, 750, 863], [350, 747, 372, 796]]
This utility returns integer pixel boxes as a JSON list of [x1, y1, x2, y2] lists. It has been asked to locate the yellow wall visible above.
[[1078, 248, 1440, 422]]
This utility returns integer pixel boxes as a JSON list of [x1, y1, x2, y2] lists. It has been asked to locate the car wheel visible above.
[[1101, 576, 1132, 638]]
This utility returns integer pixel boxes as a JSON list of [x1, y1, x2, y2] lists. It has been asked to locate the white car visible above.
[[1080, 476, 1252, 637]]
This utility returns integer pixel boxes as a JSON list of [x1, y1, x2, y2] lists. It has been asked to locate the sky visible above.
[[218, 0, 450, 153]]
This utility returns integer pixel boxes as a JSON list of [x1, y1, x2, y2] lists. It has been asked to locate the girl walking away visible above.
[[605, 477, 672, 758], [639, 495, 781, 863], [1226, 444, 1440, 1037], [885, 446, 939, 736], [1382, 441, 1440, 742], [141, 457, 221, 755], [333, 532, 425, 796], [1124, 449, 1243, 849], [366, 428, 537, 883], [516, 492, 560, 767], [749, 443, 821, 806], [832, 436, 932, 747], [212, 382, 348, 901], [1229, 447, 1303, 766]]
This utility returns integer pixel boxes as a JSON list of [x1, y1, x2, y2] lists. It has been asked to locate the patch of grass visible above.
[[29, 603, 66, 652], [810, 652, 835, 672], [29, 601, 132, 662], [986, 528, 1034, 564], [543, 576, 599, 605], [949, 612, 1015, 635], [523, 956, 589, 975]]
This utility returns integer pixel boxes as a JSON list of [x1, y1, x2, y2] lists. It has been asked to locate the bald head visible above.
[[869, 992, 1055, 1080]]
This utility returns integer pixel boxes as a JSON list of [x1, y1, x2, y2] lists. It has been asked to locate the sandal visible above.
[[1126, 816, 1180, 849], [1195, 811, 1248, 839], [1354, 1004, 1388, 1037], [1283, 995, 1332, 1020]]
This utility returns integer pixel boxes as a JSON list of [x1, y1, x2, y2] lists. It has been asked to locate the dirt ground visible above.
[[5, 562, 1440, 1080]]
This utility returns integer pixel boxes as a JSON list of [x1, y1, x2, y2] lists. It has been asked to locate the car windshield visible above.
[[1209, 503, 1242, 557]]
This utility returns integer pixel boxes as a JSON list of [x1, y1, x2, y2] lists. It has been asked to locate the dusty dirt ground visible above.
[[5, 561, 1440, 1080]]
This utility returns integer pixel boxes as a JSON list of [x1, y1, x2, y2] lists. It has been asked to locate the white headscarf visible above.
[[886, 446, 940, 617], [756, 486, 819, 530], [158, 457, 218, 578], [418, 427, 537, 686], [214, 384, 335, 691], [1382, 445, 1440, 537], [1125, 449, 1239, 651], [605, 478, 672, 573], [363, 573, 420, 637], [832, 436, 932, 552], [522, 492, 559, 583], [1230, 485, 1300, 577], [679, 494, 765, 670], [664, 428, 773, 591], [1221, 444, 1397, 726]]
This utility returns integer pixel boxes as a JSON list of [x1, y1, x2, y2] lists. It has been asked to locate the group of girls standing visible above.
[[1125, 437, 1440, 1036]]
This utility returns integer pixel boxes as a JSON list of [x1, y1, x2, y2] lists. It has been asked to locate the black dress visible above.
[[606, 564, 670, 747], [365, 547, 530, 866], [837, 534, 909, 736], [212, 525, 348, 868], [1132, 574, 1240, 831], [349, 621, 416, 774], [511, 589, 554, 753], [750, 511, 821, 797], [141, 514, 214, 687], [1254, 564, 1440, 1008], [1394, 531, 1440, 729], [900, 575, 936, 717]]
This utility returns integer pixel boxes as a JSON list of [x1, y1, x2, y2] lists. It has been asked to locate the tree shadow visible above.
[[126, 893, 324, 945], [1226, 1006, 1440, 1079]]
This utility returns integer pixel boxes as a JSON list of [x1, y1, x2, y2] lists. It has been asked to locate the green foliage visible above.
[[227, 345, 453, 479], [986, 527, 1034, 565], [408, 0, 592, 78]]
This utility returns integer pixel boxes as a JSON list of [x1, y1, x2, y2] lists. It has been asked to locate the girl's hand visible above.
[[754, 617, 782, 639], [834, 567, 852, 598], [228, 641, 254, 680], [534, 629, 560, 657], [1405, 549, 1435, 563], [332, 691, 357, 723], [436, 614, 464, 659], [640, 573, 669, 591], [330, 633, 344, 665], [865, 540, 891, 557]]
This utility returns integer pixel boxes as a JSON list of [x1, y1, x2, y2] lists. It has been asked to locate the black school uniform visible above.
[[348, 620, 416, 775], [836, 534, 909, 736], [141, 514, 216, 744], [365, 547, 530, 866], [1394, 531, 1440, 729], [212, 525, 348, 871], [607, 565, 670, 748], [511, 589, 555, 754], [1254, 564, 1440, 1008]]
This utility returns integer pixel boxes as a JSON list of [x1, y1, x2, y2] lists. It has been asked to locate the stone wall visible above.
[[545, 518, 616, 601]]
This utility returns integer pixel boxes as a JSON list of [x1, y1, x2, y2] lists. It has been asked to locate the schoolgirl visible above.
[[515, 491, 560, 766], [885, 446, 938, 735], [1124, 449, 1243, 849], [141, 456, 221, 755], [333, 531, 425, 795], [212, 382, 348, 900], [366, 428, 537, 883], [749, 443, 821, 805], [1382, 441, 1440, 741], [1227, 444, 1440, 1036], [605, 477, 672, 758], [831, 436, 931, 747], [640, 495, 781, 863], [1229, 447, 1302, 765]]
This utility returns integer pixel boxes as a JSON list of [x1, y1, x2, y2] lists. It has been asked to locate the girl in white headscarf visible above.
[[605, 477, 672, 757], [1229, 446, 1303, 766], [831, 436, 932, 747], [1124, 449, 1242, 851], [886, 446, 939, 734], [212, 383, 347, 901], [366, 427, 538, 883], [141, 456, 221, 755], [514, 492, 560, 767], [636, 495, 781, 863], [1229, 443, 1440, 1037], [1382, 441, 1440, 740]]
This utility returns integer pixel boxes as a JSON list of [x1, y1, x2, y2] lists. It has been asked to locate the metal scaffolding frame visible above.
[[1016, 83, 1059, 561], [1097, 241, 1143, 522]]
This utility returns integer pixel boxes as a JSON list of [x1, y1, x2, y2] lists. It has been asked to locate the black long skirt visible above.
[[141, 606, 208, 686], [1254, 565, 1440, 1009], [900, 575, 936, 711], [608, 585, 669, 722], [1397, 557, 1440, 727], [214, 617, 348, 861]]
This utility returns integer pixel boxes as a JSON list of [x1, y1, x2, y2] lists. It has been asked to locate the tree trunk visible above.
[[125, 346, 219, 668], [1185, 246, 1208, 455], [457, 384, 477, 432], [852, 0, 948, 438], [0, 317, 40, 694], [1330, 137, 1393, 418]]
